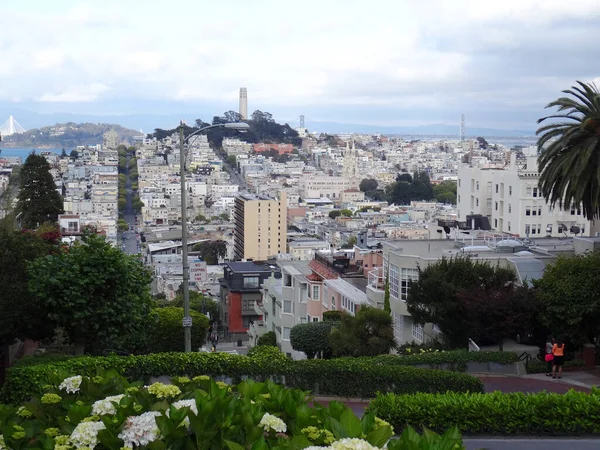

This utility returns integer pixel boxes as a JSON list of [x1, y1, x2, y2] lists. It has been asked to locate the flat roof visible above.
[[226, 261, 281, 274]]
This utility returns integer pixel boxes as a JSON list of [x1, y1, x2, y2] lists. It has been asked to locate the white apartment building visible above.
[[458, 153, 595, 238], [367, 235, 566, 347], [287, 239, 329, 260], [249, 262, 313, 359], [223, 138, 253, 156], [298, 175, 359, 201]]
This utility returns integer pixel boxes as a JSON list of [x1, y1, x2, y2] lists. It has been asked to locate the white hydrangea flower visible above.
[[167, 399, 198, 427], [91, 394, 126, 416], [59, 375, 83, 394], [118, 411, 162, 447], [69, 420, 106, 449], [258, 412, 287, 433], [330, 438, 378, 450]]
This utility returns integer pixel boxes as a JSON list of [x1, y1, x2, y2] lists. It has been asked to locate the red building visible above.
[[253, 143, 294, 155]]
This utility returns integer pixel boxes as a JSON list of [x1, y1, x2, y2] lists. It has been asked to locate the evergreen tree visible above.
[[16, 154, 64, 229]]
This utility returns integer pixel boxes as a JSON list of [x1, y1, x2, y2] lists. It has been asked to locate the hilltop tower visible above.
[[239, 88, 248, 120]]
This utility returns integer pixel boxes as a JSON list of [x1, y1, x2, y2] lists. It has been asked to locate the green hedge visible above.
[[370, 350, 519, 371], [0, 352, 483, 405], [369, 389, 600, 435]]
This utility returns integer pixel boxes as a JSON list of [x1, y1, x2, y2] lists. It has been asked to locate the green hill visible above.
[[2, 122, 143, 149]]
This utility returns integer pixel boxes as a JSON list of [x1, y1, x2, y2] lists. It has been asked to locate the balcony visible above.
[[254, 300, 267, 316], [248, 320, 267, 341], [367, 267, 385, 291], [313, 252, 363, 278]]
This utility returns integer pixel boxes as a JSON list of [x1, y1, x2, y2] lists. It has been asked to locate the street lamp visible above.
[[179, 121, 249, 352]]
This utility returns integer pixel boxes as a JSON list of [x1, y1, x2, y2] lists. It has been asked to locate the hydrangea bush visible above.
[[0, 370, 466, 449]]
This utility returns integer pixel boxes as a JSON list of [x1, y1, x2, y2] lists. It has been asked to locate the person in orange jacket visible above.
[[551, 338, 565, 379]]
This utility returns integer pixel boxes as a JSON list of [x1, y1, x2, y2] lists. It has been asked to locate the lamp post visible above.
[[179, 121, 249, 352]]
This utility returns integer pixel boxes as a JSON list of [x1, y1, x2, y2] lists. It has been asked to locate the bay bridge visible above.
[[0, 116, 26, 136]]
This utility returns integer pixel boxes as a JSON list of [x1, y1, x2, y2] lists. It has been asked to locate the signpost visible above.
[[182, 317, 193, 327]]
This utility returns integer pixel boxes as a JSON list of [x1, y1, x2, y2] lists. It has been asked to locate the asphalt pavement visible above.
[[121, 153, 141, 255]]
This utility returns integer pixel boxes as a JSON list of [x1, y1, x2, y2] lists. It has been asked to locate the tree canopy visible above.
[[145, 307, 209, 353], [359, 178, 378, 192], [534, 251, 600, 345], [290, 321, 336, 359], [28, 234, 154, 355], [406, 257, 517, 349], [432, 180, 457, 204], [329, 307, 396, 357], [16, 154, 64, 229], [386, 171, 434, 205], [192, 240, 227, 265], [537, 81, 600, 219]]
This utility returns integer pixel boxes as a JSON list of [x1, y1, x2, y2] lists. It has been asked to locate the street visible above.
[[121, 151, 141, 255]]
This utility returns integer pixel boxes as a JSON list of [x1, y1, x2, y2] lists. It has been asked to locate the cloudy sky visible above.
[[1, 0, 599, 131]]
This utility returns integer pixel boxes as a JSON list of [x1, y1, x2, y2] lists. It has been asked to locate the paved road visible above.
[[121, 152, 140, 255]]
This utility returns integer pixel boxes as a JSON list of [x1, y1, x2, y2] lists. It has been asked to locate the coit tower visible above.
[[239, 87, 248, 120]]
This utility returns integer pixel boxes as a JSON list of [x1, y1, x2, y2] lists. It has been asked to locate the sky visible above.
[[1, 0, 599, 131]]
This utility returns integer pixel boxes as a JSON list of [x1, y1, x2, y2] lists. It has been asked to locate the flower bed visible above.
[[0, 350, 484, 405], [368, 388, 600, 436], [0, 370, 467, 449]]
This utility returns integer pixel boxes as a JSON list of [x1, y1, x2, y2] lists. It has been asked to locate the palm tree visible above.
[[537, 81, 600, 219]]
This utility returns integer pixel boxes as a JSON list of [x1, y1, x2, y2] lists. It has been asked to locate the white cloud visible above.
[[0, 0, 597, 127], [38, 84, 111, 103]]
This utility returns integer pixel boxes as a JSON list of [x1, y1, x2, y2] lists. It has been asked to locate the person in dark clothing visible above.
[[544, 335, 554, 376]]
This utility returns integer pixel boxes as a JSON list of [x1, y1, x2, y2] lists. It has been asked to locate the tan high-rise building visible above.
[[233, 192, 287, 261], [239, 87, 248, 120]]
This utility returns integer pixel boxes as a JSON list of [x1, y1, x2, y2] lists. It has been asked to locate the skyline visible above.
[[1, 0, 599, 131]]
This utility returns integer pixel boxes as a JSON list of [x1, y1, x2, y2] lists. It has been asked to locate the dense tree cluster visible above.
[[149, 110, 301, 149], [385, 171, 434, 205], [192, 240, 227, 265], [16, 154, 64, 229], [432, 180, 457, 204]]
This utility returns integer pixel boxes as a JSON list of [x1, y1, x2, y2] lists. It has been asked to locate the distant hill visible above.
[[1, 122, 143, 149]]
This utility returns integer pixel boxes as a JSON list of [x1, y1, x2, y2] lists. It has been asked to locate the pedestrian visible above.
[[210, 331, 219, 352], [544, 335, 554, 376], [552, 337, 565, 379]]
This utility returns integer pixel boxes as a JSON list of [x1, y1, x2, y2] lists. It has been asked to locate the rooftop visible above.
[[226, 261, 281, 274]]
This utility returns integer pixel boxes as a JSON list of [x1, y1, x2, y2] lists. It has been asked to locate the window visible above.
[[508, 204, 512, 213], [283, 300, 292, 314], [389, 264, 399, 299], [68, 221, 78, 232], [526, 187, 532, 196], [525, 224, 531, 235], [331, 296, 336, 308], [244, 277, 260, 288], [312, 285, 320, 301], [476, 198, 479, 206], [532, 208, 537, 216], [495, 184, 499, 193], [400, 268, 419, 301], [458, 195, 461, 202], [577, 208, 581, 215], [495, 202, 498, 211], [393, 312, 404, 342], [283, 327, 291, 340], [283, 274, 292, 287], [412, 323, 424, 342], [476, 181, 479, 191], [242, 299, 254, 310], [312, 317, 319, 322], [509, 186, 512, 195], [537, 225, 541, 234], [508, 222, 511, 231], [571, 207, 576, 215], [533, 187, 538, 197], [494, 219, 498, 228], [525, 208, 531, 216], [546, 224, 552, 234]]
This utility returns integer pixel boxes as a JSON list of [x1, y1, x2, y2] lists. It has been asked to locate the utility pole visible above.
[[180, 123, 192, 352]]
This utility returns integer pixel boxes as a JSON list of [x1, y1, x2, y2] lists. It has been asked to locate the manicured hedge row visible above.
[[371, 350, 519, 371], [527, 359, 585, 374], [0, 351, 484, 405], [368, 389, 600, 435]]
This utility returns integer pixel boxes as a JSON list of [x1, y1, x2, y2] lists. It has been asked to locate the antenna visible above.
[[460, 114, 465, 141], [300, 115, 305, 128]]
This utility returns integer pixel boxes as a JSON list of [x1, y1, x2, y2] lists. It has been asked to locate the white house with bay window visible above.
[[367, 234, 561, 347]]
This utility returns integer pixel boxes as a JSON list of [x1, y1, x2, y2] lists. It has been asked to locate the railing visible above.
[[367, 267, 385, 290], [518, 351, 532, 370]]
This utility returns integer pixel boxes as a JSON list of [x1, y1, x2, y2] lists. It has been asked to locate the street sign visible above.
[[182, 317, 193, 327], [190, 259, 207, 282]]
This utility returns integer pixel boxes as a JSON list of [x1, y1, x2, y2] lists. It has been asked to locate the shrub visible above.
[[322, 311, 344, 322], [369, 389, 600, 436], [256, 331, 277, 347], [527, 358, 585, 374], [290, 322, 335, 359], [246, 345, 287, 362], [145, 307, 210, 353], [0, 352, 484, 406], [1, 370, 447, 449], [371, 350, 520, 371]]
